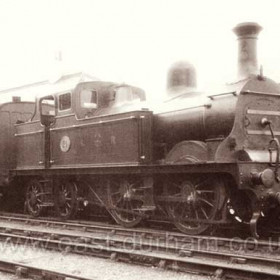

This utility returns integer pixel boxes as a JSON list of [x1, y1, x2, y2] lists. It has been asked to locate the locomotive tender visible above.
[[1, 22, 280, 237]]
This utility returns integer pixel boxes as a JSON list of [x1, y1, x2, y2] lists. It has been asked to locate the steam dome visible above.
[[167, 61, 197, 97]]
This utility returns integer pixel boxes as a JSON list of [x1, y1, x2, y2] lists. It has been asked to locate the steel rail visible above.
[[0, 212, 277, 254], [0, 258, 92, 280], [0, 222, 279, 280]]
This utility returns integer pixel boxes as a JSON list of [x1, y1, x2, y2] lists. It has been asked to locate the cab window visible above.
[[112, 86, 141, 107], [80, 89, 97, 109], [58, 92, 71, 111]]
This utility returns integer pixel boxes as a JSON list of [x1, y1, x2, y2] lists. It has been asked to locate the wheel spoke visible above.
[[196, 190, 214, 194], [198, 197, 214, 207], [194, 179, 209, 189], [179, 203, 188, 218], [195, 209, 199, 219], [36, 193, 44, 197], [115, 196, 123, 206], [174, 193, 182, 197], [200, 207, 209, 219], [111, 191, 121, 196]]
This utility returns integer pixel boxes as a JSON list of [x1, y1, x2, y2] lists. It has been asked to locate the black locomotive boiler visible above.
[[1, 22, 280, 238]]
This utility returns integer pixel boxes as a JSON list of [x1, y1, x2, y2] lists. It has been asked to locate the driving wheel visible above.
[[164, 176, 223, 235], [54, 181, 78, 219], [26, 179, 44, 217], [107, 177, 144, 227]]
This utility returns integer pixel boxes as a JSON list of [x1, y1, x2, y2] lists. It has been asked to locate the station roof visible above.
[[0, 72, 98, 103]]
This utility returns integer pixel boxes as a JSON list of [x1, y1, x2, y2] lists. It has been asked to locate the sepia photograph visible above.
[[0, 0, 279, 279]]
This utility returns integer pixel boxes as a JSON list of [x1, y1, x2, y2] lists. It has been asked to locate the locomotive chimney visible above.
[[233, 22, 262, 80]]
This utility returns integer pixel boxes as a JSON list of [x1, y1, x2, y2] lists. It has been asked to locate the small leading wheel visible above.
[[25, 179, 44, 217], [54, 181, 78, 219], [164, 176, 223, 235], [107, 177, 144, 227]]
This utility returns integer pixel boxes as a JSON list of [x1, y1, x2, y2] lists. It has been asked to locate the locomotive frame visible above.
[[10, 84, 280, 238]]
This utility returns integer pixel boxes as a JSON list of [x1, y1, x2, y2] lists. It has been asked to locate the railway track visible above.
[[0, 257, 92, 280], [0, 213, 279, 279], [0, 212, 278, 256]]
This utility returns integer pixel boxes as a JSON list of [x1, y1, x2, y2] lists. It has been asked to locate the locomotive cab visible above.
[[74, 82, 146, 119], [15, 81, 152, 171], [27, 81, 147, 122]]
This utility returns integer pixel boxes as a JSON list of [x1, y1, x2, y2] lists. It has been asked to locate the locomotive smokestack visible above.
[[233, 22, 262, 80]]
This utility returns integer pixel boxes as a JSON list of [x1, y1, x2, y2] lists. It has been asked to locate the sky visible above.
[[0, 0, 280, 102]]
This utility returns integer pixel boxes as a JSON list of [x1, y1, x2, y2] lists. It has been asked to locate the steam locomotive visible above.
[[1, 22, 280, 238]]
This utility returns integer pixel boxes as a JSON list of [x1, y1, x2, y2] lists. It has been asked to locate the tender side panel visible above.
[[15, 121, 44, 169], [49, 111, 152, 167], [0, 103, 35, 179]]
